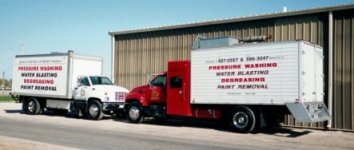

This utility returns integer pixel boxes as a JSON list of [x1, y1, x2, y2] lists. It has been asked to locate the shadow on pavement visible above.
[[41, 111, 113, 121], [4, 108, 312, 137], [114, 117, 312, 137], [4, 109, 22, 113], [4, 109, 112, 120], [259, 127, 312, 138], [115, 117, 238, 133]]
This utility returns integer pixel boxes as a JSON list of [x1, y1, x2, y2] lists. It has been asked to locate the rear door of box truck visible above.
[[300, 42, 324, 103], [285, 42, 330, 123]]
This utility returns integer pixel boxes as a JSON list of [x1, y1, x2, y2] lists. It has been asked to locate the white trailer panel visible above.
[[191, 41, 324, 105], [12, 55, 69, 98], [12, 52, 102, 99]]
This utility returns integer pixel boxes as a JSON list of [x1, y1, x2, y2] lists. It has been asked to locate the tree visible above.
[[7, 79, 12, 88], [0, 79, 12, 89]]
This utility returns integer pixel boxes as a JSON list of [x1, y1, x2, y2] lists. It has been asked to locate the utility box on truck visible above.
[[192, 40, 323, 105], [12, 51, 129, 120], [124, 37, 330, 132], [191, 40, 329, 123]]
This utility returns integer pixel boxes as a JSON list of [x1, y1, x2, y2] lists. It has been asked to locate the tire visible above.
[[229, 106, 256, 133], [127, 102, 144, 123], [22, 99, 27, 113], [86, 100, 104, 120], [25, 98, 42, 115]]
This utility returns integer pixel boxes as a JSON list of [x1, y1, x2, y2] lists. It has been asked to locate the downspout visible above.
[[111, 34, 116, 84], [327, 11, 333, 128]]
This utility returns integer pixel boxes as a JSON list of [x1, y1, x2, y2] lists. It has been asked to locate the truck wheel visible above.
[[229, 106, 256, 133], [87, 100, 104, 120], [26, 98, 42, 115], [127, 102, 144, 123], [22, 99, 27, 113]]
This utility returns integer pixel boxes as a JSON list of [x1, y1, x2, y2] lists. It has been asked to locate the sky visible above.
[[1, 0, 354, 80]]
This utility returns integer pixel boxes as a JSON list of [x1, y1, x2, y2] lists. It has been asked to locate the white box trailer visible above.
[[12, 51, 129, 120], [191, 39, 330, 123]]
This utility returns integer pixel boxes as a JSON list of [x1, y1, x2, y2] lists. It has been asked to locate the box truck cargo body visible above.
[[191, 40, 323, 105], [12, 51, 129, 120], [124, 37, 330, 132]]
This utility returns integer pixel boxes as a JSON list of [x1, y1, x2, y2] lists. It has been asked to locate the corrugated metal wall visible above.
[[333, 9, 354, 130], [115, 14, 327, 89], [114, 10, 354, 130]]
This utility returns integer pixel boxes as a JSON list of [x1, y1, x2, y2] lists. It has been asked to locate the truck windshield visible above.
[[89, 76, 113, 85], [150, 75, 166, 87]]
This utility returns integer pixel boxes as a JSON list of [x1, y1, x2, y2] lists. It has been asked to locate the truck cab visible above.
[[72, 75, 129, 119], [126, 73, 166, 105], [125, 61, 192, 123], [125, 73, 169, 122]]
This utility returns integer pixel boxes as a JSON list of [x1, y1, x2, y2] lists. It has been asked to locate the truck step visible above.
[[286, 102, 331, 123]]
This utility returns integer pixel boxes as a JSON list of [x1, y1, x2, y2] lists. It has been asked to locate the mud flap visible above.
[[286, 102, 331, 123]]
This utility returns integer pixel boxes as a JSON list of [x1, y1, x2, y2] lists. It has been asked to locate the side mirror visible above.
[[75, 82, 82, 88]]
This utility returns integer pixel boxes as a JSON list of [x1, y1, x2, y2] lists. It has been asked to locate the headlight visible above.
[[104, 97, 110, 101]]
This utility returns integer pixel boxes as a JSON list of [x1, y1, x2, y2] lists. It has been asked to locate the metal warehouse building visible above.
[[109, 4, 354, 131]]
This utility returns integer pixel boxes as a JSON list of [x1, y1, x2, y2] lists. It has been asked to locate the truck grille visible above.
[[115, 92, 127, 102]]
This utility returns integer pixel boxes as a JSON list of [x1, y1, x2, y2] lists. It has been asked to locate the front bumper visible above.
[[102, 102, 125, 112]]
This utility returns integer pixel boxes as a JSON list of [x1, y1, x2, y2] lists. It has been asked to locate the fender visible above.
[[126, 92, 149, 107], [87, 97, 102, 102]]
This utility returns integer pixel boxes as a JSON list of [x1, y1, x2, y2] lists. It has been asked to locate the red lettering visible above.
[[244, 63, 277, 68], [220, 77, 265, 83], [40, 66, 63, 71], [209, 65, 241, 70], [24, 79, 54, 84], [18, 66, 39, 71]]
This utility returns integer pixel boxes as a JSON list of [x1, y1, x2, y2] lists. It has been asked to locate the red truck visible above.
[[124, 37, 330, 132]]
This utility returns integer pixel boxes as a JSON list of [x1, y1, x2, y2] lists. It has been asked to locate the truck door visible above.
[[167, 61, 192, 116], [149, 74, 167, 103], [74, 76, 91, 101]]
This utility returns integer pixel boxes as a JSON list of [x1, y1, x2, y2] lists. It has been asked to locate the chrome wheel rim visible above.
[[89, 104, 99, 117], [129, 106, 140, 121], [233, 112, 249, 129], [28, 101, 35, 113]]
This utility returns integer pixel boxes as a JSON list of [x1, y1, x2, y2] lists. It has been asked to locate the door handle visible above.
[[178, 90, 183, 95]]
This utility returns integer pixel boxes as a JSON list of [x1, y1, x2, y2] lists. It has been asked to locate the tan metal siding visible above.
[[333, 10, 354, 130], [114, 10, 354, 130], [115, 20, 279, 90]]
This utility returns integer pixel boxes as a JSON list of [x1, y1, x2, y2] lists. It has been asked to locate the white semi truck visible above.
[[12, 51, 129, 120]]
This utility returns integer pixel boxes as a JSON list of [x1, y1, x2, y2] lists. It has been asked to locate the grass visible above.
[[0, 95, 14, 102]]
